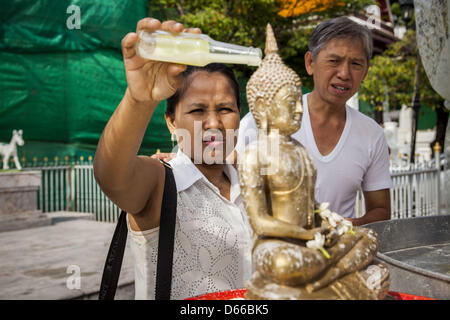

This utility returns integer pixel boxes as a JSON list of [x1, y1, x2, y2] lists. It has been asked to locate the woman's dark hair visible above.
[[166, 63, 241, 118]]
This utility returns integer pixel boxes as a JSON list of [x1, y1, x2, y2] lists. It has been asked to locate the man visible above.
[[236, 17, 392, 226]]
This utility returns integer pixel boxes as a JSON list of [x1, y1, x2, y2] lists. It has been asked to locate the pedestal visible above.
[[0, 170, 51, 232]]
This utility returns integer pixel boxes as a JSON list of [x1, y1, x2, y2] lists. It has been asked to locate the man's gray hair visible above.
[[308, 17, 373, 63]]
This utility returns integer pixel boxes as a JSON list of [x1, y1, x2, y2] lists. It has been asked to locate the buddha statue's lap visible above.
[[251, 226, 379, 289], [238, 24, 390, 300], [246, 228, 388, 300]]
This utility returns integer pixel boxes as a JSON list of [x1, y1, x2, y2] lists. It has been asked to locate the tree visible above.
[[360, 29, 448, 154]]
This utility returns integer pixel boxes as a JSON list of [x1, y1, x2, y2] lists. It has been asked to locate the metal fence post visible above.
[[65, 165, 74, 211]]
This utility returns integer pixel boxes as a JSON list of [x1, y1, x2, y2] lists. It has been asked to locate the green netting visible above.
[[0, 0, 147, 52], [0, 48, 173, 157], [0, 0, 178, 165]]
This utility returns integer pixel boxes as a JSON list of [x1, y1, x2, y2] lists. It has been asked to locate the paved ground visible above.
[[0, 212, 135, 300]]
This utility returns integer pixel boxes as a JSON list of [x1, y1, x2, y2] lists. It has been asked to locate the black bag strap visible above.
[[98, 209, 128, 300], [155, 160, 177, 300], [99, 160, 177, 300]]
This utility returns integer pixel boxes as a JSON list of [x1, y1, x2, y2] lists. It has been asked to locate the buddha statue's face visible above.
[[247, 24, 303, 135], [262, 84, 303, 135]]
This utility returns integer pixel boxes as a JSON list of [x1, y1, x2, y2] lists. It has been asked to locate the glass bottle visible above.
[[135, 30, 262, 67]]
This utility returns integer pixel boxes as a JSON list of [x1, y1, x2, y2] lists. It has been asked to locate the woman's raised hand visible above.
[[121, 18, 201, 103]]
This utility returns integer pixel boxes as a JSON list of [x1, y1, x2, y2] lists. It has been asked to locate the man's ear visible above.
[[304, 51, 314, 76]]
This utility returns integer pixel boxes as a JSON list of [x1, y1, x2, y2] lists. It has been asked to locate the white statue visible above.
[[414, 0, 450, 158], [384, 121, 399, 161], [0, 130, 24, 170], [397, 104, 413, 156], [414, 0, 450, 103]]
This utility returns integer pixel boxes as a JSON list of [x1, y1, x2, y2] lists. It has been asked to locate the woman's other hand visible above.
[[151, 152, 177, 162]]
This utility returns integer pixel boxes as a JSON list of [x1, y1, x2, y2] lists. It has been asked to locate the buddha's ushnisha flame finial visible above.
[[265, 24, 279, 55], [246, 23, 302, 118]]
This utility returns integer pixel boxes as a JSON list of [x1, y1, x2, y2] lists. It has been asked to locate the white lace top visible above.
[[128, 150, 253, 300]]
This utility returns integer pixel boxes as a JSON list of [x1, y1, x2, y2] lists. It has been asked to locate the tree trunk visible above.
[[375, 105, 383, 125], [430, 105, 449, 157], [410, 52, 421, 163]]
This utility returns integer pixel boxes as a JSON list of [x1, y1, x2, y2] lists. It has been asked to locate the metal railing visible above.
[[355, 149, 448, 219], [32, 163, 120, 222], [29, 153, 448, 223]]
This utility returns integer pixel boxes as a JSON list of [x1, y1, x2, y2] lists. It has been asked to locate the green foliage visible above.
[[390, 1, 401, 17], [360, 29, 445, 112], [148, 0, 374, 83]]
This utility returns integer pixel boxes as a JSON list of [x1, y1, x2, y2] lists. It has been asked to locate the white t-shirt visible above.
[[127, 149, 253, 300], [236, 93, 393, 218]]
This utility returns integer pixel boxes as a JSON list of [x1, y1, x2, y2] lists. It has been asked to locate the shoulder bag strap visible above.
[[155, 160, 177, 300], [98, 209, 128, 300], [99, 160, 177, 300]]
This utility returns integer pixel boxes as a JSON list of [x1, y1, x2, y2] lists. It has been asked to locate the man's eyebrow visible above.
[[326, 53, 342, 59], [351, 57, 366, 64], [326, 54, 365, 63]]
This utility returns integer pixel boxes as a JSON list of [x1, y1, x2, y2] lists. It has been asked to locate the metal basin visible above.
[[365, 215, 450, 300]]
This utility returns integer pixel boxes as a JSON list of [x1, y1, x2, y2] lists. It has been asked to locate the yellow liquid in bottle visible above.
[[137, 34, 211, 66], [136, 33, 261, 66]]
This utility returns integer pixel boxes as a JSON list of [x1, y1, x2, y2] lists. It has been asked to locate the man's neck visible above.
[[307, 91, 346, 124], [306, 91, 348, 156]]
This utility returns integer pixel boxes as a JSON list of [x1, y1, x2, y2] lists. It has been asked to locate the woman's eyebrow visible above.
[[186, 102, 237, 109], [216, 102, 236, 108], [187, 102, 207, 109]]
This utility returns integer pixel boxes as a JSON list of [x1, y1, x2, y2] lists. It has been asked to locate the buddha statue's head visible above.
[[246, 24, 303, 135]]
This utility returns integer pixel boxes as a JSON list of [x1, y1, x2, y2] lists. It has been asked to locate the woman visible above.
[[93, 18, 252, 299]]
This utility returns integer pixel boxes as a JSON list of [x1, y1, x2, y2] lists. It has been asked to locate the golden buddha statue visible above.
[[238, 24, 390, 300]]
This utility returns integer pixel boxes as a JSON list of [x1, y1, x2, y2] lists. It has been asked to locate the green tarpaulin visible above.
[[0, 0, 175, 166]]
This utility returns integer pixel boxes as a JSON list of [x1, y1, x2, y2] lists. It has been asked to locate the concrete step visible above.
[[0, 211, 53, 233], [0, 213, 135, 300]]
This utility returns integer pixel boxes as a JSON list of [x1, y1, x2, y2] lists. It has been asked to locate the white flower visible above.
[[319, 209, 332, 220], [306, 232, 325, 250], [306, 232, 331, 259], [317, 202, 332, 221], [328, 212, 344, 227], [315, 201, 353, 243], [336, 219, 354, 236], [332, 212, 344, 222], [319, 202, 330, 211]]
